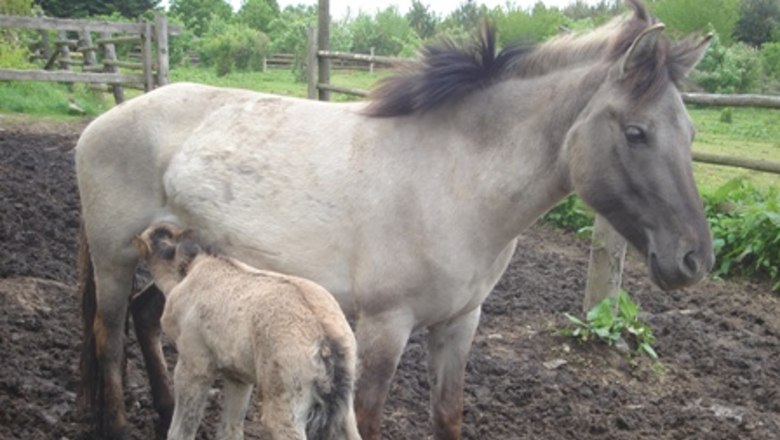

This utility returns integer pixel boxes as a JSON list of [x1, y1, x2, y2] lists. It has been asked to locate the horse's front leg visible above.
[[130, 283, 174, 434], [354, 312, 414, 440], [427, 307, 481, 440]]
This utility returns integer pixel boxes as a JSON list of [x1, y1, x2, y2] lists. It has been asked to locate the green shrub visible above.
[[542, 195, 594, 238], [0, 41, 33, 69], [703, 178, 780, 290], [692, 29, 761, 93], [198, 20, 270, 76]]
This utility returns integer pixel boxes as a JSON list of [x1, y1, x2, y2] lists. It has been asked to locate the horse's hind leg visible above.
[[130, 283, 174, 434], [89, 257, 138, 439], [217, 379, 253, 440], [426, 307, 481, 440]]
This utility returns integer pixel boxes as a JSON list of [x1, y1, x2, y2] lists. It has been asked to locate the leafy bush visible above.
[[198, 20, 270, 76], [703, 178, 780, 290], [562, 291, 658, 359], [542, 195, 594, 238], [0, 41, 33, 69], [692, 29, 761, 94]]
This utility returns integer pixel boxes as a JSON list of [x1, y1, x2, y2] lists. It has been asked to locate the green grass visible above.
[[689, 106, 780, 191], [0, 81, 111, 117]]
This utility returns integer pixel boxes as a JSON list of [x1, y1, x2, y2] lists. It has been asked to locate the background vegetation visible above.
[[1, 0, 778, 289]]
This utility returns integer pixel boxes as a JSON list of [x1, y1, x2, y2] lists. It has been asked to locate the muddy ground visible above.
[[1, 119, 778, 439]]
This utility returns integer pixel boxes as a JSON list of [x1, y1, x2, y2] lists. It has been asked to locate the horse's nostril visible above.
[[683, 251, 700, 276]]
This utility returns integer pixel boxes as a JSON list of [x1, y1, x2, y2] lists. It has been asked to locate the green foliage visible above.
[[542, 195, 594, 239], [35, 0, 159, 18], [734, 0, 780, 47], [349, 7, 416, 56], [719, 107, 733, 124], [495, 3, 568, 46], [562, 291, 658, 359], [1, 0, 33, 15], [169, 0, 232, 36], [198, 19, 270, 76], [650, 0, 739, 44], [761, 42, 780, 79], [266, 4, 316, 80], [703, 178, 780, 291], [0, 40, 32, 68], [406, 0, 438, 40], [692, 29, 761, 94], [236, 0, 279, 34]]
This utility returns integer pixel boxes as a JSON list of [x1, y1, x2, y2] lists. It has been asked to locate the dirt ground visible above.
[[1, 119, 779, 440]]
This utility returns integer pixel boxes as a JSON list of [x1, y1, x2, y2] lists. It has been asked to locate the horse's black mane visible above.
[[364, 0, 688, 117]]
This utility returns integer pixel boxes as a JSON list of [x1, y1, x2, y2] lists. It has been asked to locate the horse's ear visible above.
[[620, 23, 666, 77], [132, 236, 150, 259], [671, 34, 713, 78]]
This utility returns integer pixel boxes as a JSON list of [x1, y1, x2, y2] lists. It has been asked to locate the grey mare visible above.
[[75, 1, 713, 438]]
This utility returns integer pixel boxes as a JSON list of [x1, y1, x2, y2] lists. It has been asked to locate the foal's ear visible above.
[[132, 236, 150, 259], [620, 23, 666, 77]]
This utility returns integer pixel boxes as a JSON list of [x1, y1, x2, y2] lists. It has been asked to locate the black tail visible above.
[[77, 220, 99, 412], [306, 337, 355, 440]]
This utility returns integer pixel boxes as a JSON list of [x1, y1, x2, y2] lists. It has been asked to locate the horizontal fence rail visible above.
[[0, 15, 179, 35]]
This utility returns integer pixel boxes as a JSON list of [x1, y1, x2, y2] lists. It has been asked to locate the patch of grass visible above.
[[168, 66, 389, 102], [0, 81, 110, 117], [689, 106, 780, 191]]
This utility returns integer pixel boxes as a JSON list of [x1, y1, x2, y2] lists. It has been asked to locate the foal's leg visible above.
[[354, 314, 414, 440], [217, 379, 253, 440], [167, 352, 215, 440], [426, 307, 481, 440], [130, 283, 174, 433]]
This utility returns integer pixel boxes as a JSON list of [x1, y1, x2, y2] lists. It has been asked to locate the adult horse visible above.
[[76, 1, 713, 438]]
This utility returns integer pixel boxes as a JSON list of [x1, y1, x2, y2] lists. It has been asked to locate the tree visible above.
[[169, 0, 232, 36], [236, 0, 279, 34], [734, 0, 780, 47], [34, 0, 160, 18], [406, 0, 438, 40], [496, 2, 567, 46], [650, 0, 739, 44]]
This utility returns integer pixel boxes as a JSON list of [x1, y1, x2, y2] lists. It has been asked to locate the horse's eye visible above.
[[625, 125, 647, 144]]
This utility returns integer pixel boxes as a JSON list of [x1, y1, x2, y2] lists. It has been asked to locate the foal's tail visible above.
[[307, 337, 361, 440], [77, 220, 99, 413]]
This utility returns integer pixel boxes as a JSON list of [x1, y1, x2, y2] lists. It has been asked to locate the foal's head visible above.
[[133, 223, 201, 292]]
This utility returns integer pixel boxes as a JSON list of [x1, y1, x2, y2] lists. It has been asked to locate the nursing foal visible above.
[[133, 223, 361, 440]]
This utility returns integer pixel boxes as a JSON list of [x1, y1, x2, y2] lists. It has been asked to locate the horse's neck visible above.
[[428, 64, 607, 242]]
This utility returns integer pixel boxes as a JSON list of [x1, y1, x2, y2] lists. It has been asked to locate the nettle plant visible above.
[[562, 291, 658, 359]]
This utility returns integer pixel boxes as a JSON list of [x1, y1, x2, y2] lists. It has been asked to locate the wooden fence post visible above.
[[100, 31, 124, 104], [307, 27, 317, 100], [583, 215, 627, 312], [56, 30, 71, 71], [141, 21, 153, 92], [317, 0, 330, 101], [369, 47, 375, 74], [154, 14, 169, 87]]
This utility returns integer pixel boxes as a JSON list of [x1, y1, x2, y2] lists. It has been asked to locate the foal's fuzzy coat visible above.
[[133, 224, 361, 440]]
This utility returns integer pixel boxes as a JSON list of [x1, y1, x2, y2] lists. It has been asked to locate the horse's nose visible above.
[[679, 249, 713, 280]]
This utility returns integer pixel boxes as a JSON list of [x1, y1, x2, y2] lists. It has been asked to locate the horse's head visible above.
[[133, 223, 201, 292], [564, 3, 714, 291]]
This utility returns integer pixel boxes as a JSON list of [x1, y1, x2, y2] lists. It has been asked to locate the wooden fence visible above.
[[309, 0, 780, 309], [0, 14, 179, 104]]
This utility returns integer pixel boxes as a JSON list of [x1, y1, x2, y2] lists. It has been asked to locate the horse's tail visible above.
[[306, 336, 359, 440], [77, 219, 99, 413]]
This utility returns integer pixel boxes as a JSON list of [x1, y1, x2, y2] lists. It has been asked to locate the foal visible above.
[[133, 223, 361, 440]]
